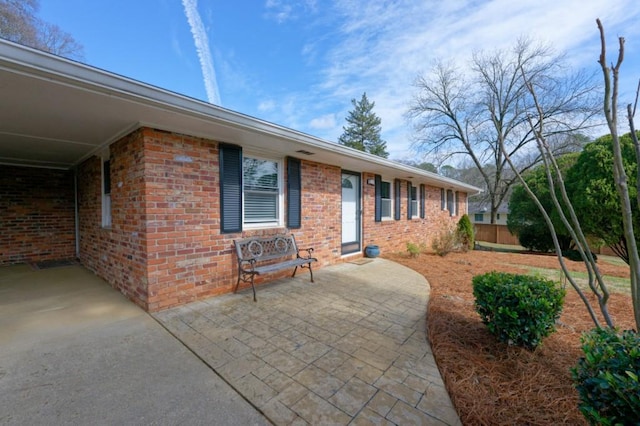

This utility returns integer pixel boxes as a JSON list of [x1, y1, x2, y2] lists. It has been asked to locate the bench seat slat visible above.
[[253, 257, 316, 275]]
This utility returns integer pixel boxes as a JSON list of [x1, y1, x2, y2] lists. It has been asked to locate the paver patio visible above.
[[153, 258, 461, 425]]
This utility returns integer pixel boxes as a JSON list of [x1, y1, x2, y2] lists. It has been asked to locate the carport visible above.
[[0, 261, 268, 424]]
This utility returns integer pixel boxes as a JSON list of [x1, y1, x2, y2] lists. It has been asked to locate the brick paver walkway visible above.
[[154, 258, 461, 425]]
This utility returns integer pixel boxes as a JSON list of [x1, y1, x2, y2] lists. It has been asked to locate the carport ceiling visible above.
[[0, 40, 480, 193]]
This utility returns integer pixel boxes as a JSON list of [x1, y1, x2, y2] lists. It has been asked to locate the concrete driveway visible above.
[[154, 258, 461, 425], [0, 264, 268, 425]]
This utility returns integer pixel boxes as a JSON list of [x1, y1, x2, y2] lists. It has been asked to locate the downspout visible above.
[[74, 166, 80, 259]]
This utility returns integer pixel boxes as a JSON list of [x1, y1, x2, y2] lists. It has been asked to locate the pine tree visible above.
[[338, 93, 389, 158]]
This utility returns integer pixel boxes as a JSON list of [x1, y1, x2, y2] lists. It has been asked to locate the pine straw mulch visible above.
[[385, 250, 635, 426]]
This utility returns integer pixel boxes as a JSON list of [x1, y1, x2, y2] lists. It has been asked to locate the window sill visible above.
[[243, 222, 284, 231]]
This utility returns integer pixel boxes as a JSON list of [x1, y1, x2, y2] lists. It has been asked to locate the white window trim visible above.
[[380, 178, 393, 221], [101, 153, 112, 229], [242, 153, 285, 229]]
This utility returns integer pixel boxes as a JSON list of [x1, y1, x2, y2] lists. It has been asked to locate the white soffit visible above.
[[0, 39, 480, 193]]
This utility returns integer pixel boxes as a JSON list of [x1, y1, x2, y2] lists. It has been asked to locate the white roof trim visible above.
[[0, 39, 482, 193]]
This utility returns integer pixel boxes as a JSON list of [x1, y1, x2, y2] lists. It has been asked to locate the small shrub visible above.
[[562, 249, 598, 262], [472, 272, 566, 349], [432, 225, 460, 256], [406, 241, 425, 257], [456, 214, 475, 251], [571, 328, 640, 425], [518, 225, 555, 252]]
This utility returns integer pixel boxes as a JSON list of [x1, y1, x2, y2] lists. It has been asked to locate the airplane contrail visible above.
[[181, 0, 221, 105]]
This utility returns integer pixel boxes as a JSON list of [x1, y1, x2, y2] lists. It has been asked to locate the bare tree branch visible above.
[[408, 37, 599, 224]]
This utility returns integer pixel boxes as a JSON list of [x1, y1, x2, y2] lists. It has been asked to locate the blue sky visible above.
[[39, 0, 640, 161]]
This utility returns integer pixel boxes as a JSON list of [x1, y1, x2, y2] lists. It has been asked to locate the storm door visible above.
[[341, 171, 361, 254]]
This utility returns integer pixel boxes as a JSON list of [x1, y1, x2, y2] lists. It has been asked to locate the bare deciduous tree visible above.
[[597, 19, 640, 329], [407, 38, 599, 224], [0, 0, 83, 60]]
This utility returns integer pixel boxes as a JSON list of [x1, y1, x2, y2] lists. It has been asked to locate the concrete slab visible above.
[[155, 258, 462, 425], [0, 265, 269, 425]]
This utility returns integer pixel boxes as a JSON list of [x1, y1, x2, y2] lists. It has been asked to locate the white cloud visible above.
[[309, 114, 336, 130], [258, 100, 276, 112], [264, 0, 318, 23], [181, 0, 221, 105], [302, 0, 640, 158]]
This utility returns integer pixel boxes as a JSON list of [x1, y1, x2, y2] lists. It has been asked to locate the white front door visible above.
[[341, 172, 361, 254]]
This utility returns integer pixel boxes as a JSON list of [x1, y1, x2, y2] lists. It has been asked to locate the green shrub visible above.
[[432, 225, 460, 256], [571, 328, 640, 425], [456, 214, 475, 251], [472, 272, 566, 349], [562, 249, 598, 263], [406, 241, 425, 257]]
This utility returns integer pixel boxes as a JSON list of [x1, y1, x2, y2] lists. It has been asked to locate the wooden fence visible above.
[[474, 224, 520, 246], [474, 223, 618, 256]]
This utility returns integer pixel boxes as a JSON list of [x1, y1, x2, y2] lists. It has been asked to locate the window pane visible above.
[[474, 213, 484, 222], [103, 160, 111, 195], [381, 181, 391, 199], [411, 200, 418, 216], [244, 191, 277, 222], [243, 157, 280, 224], [244, 158, 278, 191], [447, 190, 454, 215], [102, 194, 112, 227], [381, 199, 391, 218]]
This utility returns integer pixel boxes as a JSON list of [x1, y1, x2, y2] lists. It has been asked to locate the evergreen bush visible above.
[[472, 272, 565, 349], [571, 328, 640, 425], [456, 214, 475, 251]]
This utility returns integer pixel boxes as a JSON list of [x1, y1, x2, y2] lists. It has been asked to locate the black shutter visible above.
[[455, 191, 459, 216], [219, 144, 242, 233], [407, 182, 412, 219], [394, 179, 401, 220], [440, 188, 445, 210], [420, 184, 425, 219], [374, 174, 382, 222], [103, 160, 111, 195], [287, 157, 302, 229]]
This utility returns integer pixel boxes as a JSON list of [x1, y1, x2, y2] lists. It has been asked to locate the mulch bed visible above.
[[385, 250, 635, 425]]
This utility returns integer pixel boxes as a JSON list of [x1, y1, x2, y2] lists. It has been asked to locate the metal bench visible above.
[[233, 234, 317, 301]]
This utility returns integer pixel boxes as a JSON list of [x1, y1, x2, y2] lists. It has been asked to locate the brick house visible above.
[[0, 40, 480, 312]]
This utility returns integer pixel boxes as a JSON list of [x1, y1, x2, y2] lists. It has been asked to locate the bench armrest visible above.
[[297, 247, 314, 259], [239, 258, 257, 271]]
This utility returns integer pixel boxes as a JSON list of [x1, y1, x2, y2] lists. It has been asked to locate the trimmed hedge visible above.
[[472, 272, 566, 349], [572, 328, 640, 425]]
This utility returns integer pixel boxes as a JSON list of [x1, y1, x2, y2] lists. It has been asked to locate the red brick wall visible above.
[[78, 127, 469, 311], [78, 130, 149, 310], [361, 172, 465, 256], [140, 129, 343, 310], [0, 165, 75, 265]]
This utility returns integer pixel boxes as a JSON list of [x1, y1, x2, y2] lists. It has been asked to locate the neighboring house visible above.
[[469, 201, 509, 226], [0, 40, 480, 312]]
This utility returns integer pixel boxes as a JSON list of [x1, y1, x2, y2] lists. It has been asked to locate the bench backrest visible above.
[[234, 234, 299, 262]]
